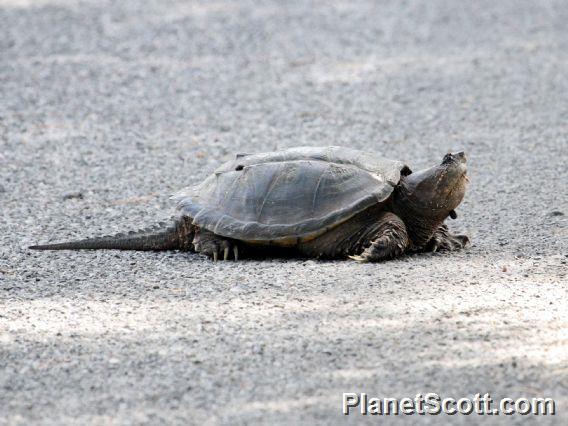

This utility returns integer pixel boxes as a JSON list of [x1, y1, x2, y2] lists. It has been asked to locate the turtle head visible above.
[[400, 152, 468, 219]]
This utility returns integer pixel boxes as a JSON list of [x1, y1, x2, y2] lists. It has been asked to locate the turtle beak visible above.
[[441, 152, 468, 184], [456, 152, 468, 180], [442, 151, 467, 165]]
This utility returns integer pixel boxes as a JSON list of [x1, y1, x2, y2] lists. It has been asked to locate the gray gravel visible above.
[[1, 0, 567, 424]]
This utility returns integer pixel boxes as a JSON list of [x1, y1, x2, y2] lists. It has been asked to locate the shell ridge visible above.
[[311, 163, 329, 216], [256, 162, 285, 222]]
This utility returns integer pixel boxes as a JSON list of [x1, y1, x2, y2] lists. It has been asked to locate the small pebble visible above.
[[63, 191, 84, 200]]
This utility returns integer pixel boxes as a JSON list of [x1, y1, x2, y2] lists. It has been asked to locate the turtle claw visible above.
[[349, 255, 368, 263], [425, 225, 469, 253], [213, 241, 239, 261], [193, 229, 239, 261]]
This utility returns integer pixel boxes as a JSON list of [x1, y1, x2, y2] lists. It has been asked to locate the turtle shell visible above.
[[172, 146, 411, 242]]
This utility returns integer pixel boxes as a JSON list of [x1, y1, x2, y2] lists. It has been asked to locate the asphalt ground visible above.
[[1, 0, 567, 424]]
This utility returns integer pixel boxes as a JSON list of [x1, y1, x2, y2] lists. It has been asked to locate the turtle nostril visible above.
[[442, 153, 452, 164]]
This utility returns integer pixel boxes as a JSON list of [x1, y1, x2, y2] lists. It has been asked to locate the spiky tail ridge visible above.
[[29, 217, 194, 251]]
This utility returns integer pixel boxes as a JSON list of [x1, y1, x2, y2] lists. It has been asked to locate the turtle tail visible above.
[[29, 217, 194, 252]]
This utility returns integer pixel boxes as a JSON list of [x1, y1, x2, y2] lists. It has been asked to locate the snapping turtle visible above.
[[30, 146, 469, 262]]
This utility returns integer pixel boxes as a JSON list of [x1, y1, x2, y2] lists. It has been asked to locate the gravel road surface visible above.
[[1, 0, 567, 424]]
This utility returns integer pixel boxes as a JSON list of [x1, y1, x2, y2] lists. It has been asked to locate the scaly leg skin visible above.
[[192, 228, 239, 261], [424, 224, 469, 253], [349, 213, 409, 263]]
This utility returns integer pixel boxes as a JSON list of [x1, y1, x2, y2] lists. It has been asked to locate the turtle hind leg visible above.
[[192, 228, 239, 261], [424, 224, 469, 253], [349, 212, 409, 263]]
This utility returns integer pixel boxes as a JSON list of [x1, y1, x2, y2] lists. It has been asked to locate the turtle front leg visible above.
[[424, 224, 469, 253], [192, 228, 239, 261], [350, 213, 409, 263]]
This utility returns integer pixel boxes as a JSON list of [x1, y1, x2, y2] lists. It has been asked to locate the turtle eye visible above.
[[442, 153, 452, 164]]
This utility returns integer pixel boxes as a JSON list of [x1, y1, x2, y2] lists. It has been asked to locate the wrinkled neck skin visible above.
[[393, 181, 447, 248], [393, 160, 468, 249]]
